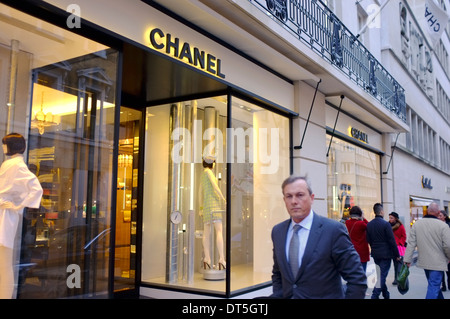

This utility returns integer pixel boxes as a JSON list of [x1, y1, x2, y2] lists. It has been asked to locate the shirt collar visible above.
[[5, 154, 24, 164], [290, 210, 314, 231]]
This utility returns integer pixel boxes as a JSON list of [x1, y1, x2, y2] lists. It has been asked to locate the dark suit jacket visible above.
[[366, 215, 400, 260], [271, 213, 367, 299]]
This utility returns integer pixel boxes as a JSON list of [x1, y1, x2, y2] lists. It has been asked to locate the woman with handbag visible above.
[[389, 212, 407, 285]]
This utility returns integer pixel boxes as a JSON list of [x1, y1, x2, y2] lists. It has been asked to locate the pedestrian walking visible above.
[[270, 175, 367, 298], [389, 212, 406, 285], [345, 206, 369, 272], [366, 203, 400, 299], [404, 202, 450, 299]]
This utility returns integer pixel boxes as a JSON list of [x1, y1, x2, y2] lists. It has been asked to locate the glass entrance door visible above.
[[19, 47, 119, 299], [113, 107, 142, 293]]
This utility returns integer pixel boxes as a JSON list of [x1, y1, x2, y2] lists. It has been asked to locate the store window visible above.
[[409, 196, 437, 227], [0, 4, 119, 298], [326, 135, 381, 222], [141, 95, 290, 295]]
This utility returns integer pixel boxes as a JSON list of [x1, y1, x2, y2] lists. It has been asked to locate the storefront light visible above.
[[31, 91, 58, 135], [31, 83, 114, 134]]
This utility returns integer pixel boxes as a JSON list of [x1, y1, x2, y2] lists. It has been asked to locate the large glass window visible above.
[[142, 97, 228, 294], [326, 136, 381, 221], [0, 4, 119, 298], [229, 97, 290, 294], [141, 95, 289, 296]]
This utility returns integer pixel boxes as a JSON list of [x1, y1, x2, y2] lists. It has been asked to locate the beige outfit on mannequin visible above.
[[0, 154, 42, 299]]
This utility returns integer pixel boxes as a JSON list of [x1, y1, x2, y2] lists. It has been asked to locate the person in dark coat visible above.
[[366, 203, 400, 299], [345, 206, 369, 272]]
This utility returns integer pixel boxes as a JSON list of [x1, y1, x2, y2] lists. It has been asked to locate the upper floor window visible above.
[[406, 108, 438, 165], [436, 40, 449, 74]]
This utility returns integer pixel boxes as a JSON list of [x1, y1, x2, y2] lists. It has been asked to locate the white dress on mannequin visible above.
[[0, 154, 42, 298]]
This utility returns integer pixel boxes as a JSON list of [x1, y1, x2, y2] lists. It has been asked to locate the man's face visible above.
[[283, 179, 314, 223]]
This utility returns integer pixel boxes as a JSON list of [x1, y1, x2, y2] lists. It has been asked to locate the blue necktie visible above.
[[289, 224, 301, 278]]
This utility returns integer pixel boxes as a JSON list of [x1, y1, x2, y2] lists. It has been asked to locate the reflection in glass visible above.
[[326, 136, 381, 222], [0, 4, 119, 297], [229, 97, 290, 294], [21, 49, 118, 298], [141, 95, 290, 296]]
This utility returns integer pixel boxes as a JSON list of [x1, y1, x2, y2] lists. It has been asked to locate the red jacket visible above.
[[345, 218, 370, 262], [392, 222, 407, 246]]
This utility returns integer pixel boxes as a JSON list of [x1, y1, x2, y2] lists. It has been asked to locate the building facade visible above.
[[0, 0, 447, 299], [380, 0, 450, 227]]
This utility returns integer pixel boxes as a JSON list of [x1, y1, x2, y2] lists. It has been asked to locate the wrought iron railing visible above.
[[251, 0, 407, 123]]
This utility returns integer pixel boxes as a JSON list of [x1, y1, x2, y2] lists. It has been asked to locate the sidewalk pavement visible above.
[[364, 260, 450, 299]]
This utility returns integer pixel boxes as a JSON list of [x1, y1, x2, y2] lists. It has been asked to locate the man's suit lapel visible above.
[[295, 212, 323, 280], [276, 220, 294, 281]]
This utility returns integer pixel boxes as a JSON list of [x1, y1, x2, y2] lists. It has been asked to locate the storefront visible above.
[[392, 143, 450, 231], [409, 196, 438, 226], [325, 100, 383, 222], [0, 1, 303, 298]]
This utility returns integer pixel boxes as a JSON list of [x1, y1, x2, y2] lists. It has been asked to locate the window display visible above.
[[141, 95, 290, 295], [0, 4, 119, 298], [142, 98, 228, 293], [229, 97, 290, 294], [326, 135, 381, 222]]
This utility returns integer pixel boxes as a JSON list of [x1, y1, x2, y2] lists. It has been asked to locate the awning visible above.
[[410, 196, 436, 207]]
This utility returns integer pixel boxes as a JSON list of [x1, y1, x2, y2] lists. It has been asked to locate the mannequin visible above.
[[0, 133, 42, 298], [199, 156, 226, 270]]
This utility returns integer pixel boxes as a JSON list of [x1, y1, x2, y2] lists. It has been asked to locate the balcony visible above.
[[251, 0, 407, 123]]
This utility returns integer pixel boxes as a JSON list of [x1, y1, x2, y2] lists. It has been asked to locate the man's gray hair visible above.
[[428, 202, 440, 215], [281, 175, 313, 195]]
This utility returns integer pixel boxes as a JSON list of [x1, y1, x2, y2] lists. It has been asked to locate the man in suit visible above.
[[270, 175, 367, 299]]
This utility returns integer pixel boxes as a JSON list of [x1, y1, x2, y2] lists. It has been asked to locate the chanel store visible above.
[[0, 0, 322, 298], [324, 99, 383, 222]]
